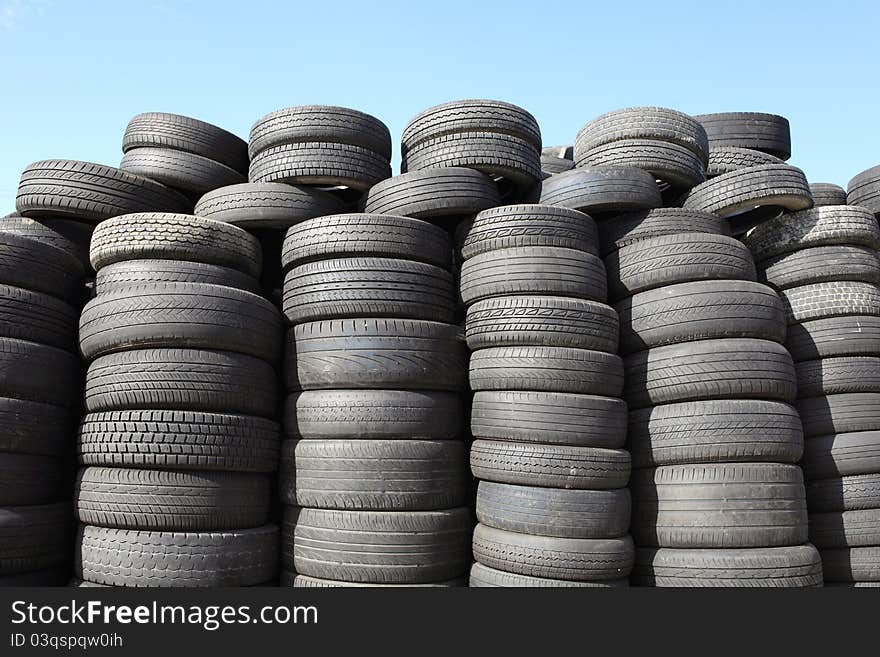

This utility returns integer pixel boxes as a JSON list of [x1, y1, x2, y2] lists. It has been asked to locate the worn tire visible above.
[[706, 147, 783, 177], [809, 509, 880, 548], [0, 503, 72, 574], [821, 547, 880, 582], [695, 112, 791, 159], [0, 397, 71, 457], [469, 562, 627, 587], [797, 393, 880, 438], [0, 337, 80, 406], [786, 316, 880, 361], [683, 164, 811, 219], [248, 142, 391, 191], [847, 165, 880, 216], [363, 168, 500, 218], [540, 167, 662, 214], [810, 183, 848, 207], [95, 259, 260, 295], [781, 282, 880, 325], [120, 148, 246, 197], [802, 429, 880, 480], [760, 246, 880, 290], [598, 207, 726, 256], [402, 100, 541, 151], [575, 139, 705, 190], [0, 284, 78, 350], [796, 357, 880, 397], [806, 473, 880, 512], [0, 232, 84, 301], [0, 453, 64, 505], [0, 215, 93, 265]]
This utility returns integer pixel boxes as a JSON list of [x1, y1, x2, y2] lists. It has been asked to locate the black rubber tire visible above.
[[780, 282, 880, 325], [471, 391, 626, 448], [706, 147, 783, 177], [282, 257, 455, 324], [0, 566, 71, 586], [123, 112, 249, 175], [743, 205, 880, 261], [623, 338, 797, 408], [0, 397, 71, 456], [796, 357, 880, 397], [281, 213, 451, 270], [284, 390, 462, 440], [469, 562, 627, 587], [759, 246, 880, 290], [402, 100, 541, 151], [363, 168, 500, 218], [84, 348, 278, 417], [631, 463, 809, 548], [0, 284, 78, 350], [628, 399, 804, 468], [0, 337, 80, 407], [0, 214, 93, 265], [810, 183, 848, 207], [289, 319, 467, 391], [695, 112, 791, 159], [820, 547, 880, 582], [74, 467, 270, 530], [293, 439, 467, 510], [539, 167, 662, 215], [806, 473, 880, 512], [89, 212, 261, 278], [249, 105, 392, 160], [291, 507, 472, 584], [683, 164, 811, 219], [575, 139, 705, 190], [95, 259, 260, 295], [16, 159, 191, 222], [0, 453, 63, 505], [797, 393, 880, 438], [802, 429, 880, 480], [120, 148, 246, 196], [0, 232, 84, 301], [469, 346, 624, 396], [248, 142, 391, 191], [786, 316, 880, 361], [472, 523, 634, 582], [598, 207, 727, 256], [464, 295, 619, 353], [194, 182, 346, 230], [541, 155, 575, 175], [287, 573, 466, 588], [75, 524, 278, 587], [847, 164, 880, 216], [77, 410, 280, 473], [632, 545, 823, 587], [616, 280, 786, 354], [78, 282, 282, 363], [809, 509, 880, 548], [0, 503, 72, 575], [542, 145, 574, 160], [606, 233, 756, 299], [460, 246, 607, 305]]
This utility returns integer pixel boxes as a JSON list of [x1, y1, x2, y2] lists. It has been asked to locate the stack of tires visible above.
[[0, 232, 84, 585], [744, 203, 880, 587], [279, 213, 472, 587], [460, 204, 634, 587], [540, 146, 574, 177], [72, 213, 283, 587]]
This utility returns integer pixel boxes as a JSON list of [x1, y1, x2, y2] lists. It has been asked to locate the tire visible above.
[[123, 112, 249, 175], [402, 100, 541, 151], [802, 430, 880, 479], [471, 391, 626, 448], [284, 390, 462, 440], [95, 259, 260, 295], [460, 247, 607, 305], [0, 566, 70, 586], [281, 213, 451, 270], [543, 145, 574, 159], [79, 283, 282, 363], [282, 258, 455, 324], [363, 168, 500, 218], [468, 562, 628, 588], [16, 159, 191, 222], [0, 215, 93, 265], [806, 473, 880, 512], [706, 147, 783, 177], [0, 503, 72, 574], [0, 338, 80, 406], [290, 319, 467, 391], [293, 439, 467, 510], [288, 574, 465, 588], [89, 213, 261, 278], [796, 358, 880, 397], [84, 348, 278, 416], [194, 182, 346, 230], [809, 183, 848, 207], [631, 463, 808, 548], [291, 507, 472, 584], [575, 140, 705, 190], [464, 295, 619, 353], [120, 148, 246, 196], [0, 284, 79, 350], [809, 509, 880, 548], [0, 453, 63, 505], [632, 545, 823, 587], [847, 164, 880, 216], [77, 410, 280, 473], [74, 467, 270, 530], [598, 207, 727, 256], [472, 523, 634, 582], [469, 346, 624, 396], [623, 338, 797, 408], [0, 397, 71, 456], [76, 524, 278, 587], [541, 155, 575, 175], [616, 280, 786, 354], [0, 232, 84, 301], [248, 142, 391, 191], [539, 167, 662, 215], [606, 233, 756, 299], [759, 246, 880, 290], [743, 205, 880, 261], [786, 316, 880, 361], [797, 393, 880, 438], [683, 164, 812, 219], [781, 282, 880, 325], [695, 112, 791, 159], [821, 547, 880, 582], [628, 399, 804, 468], [249, 105, 391, 160]]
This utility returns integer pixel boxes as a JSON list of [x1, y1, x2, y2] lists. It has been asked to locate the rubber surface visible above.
[[539, 167, 662, 214], [363, 168, 500, 218]]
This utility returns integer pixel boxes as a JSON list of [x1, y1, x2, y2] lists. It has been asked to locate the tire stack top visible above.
[[280, 212, 472, 587], [743, 203, 880, 587], [73, 212, 282, 587], [460, 204, 634, 587]]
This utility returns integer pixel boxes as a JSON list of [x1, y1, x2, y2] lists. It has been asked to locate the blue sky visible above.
[[1, 0, 878, 211]]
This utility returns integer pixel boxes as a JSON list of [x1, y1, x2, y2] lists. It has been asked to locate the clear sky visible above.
[[1, 0, 878, 211]]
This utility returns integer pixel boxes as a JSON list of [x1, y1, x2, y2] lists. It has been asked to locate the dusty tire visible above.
[[363, 168, 500, 218], [248, 142, 391, 191], [575, 139, 705, 190], [0, 232, 84, 301], [598, 208, 726, 256], [821, 547, 880, 582], [759, 246, 880, 290], [796, 358, 880, 397], [0, 215, 93, 265], [786, 316, 880, 361], [95, 260, 260, 295], [797, 393, 880, 438], [847, 164, 880, 216], [802, 429, 880, 480], [695, 112, 791, 159], [683, 164, 811, 219], [0, 284, 79, 350], [469, 562, 627, 587], [706, 147, 783, 177], [806, 473, 880, 512], [810, 183, 847, 207], [780, 282, 880, 325], [809, 509, 880, 548], [539, 167, 662, 215]]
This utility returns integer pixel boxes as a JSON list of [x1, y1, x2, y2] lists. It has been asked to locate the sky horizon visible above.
[[1, 0, 878, 211]]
